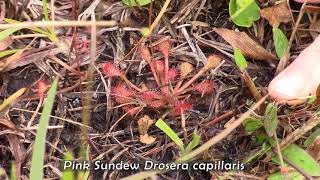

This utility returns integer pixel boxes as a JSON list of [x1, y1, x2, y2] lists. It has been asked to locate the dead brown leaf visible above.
[[0, 117, 24, 180], [260, 2, 291, 27], [2, 46, 66, 72], [0, 37, 12, 51], [137, 115, 154, 135], [307, 137, 320, 161], [137, 115, 156, 144], [7, 134, 24, 180], [214, 28, 277, 61], [139, 134, 156, 145], [0, 118, 16, 130]]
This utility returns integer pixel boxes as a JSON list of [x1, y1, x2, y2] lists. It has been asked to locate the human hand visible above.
[[268, 36, 320, 103]]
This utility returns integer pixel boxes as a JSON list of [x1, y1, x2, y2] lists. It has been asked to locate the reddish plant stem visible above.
[[120, 75, 144, 92], [164, 57, 169, 85], [204, 110, 235, 127], [175, 67, 208, 95]]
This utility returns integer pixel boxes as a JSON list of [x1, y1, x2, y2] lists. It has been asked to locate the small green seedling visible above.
[[234, 48, 248, 71], [273, 27, 289, 59], [233, 48, 263, 103], [263, 103, 278, 137], [155, 119, 200, 155], [243, 117, 263, 132], [122, 0, 151, 6], [229, 0, 260, 27]]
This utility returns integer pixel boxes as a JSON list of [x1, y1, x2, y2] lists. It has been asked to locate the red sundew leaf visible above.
[[151, 60, 165, 74], [173, 101, 193, 116], [155, 39, 170, 59], [102, 62, 123, 77], [37, 80, 49, 99], [140, 91, 163, 101], [112, 84, 135, 104], [193, 80, 216, 94], [147, 100, 166, 108], [168, 68, 178, 81], [139, 45, 152, 63], [122, 105, 141, 116]]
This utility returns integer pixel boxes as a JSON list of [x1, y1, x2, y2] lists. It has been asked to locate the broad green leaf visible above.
[[243, 117, 263, 132], [155, 119, 185, 152], [304, 128, 320, 147], [273, 27, 288, 59], [30, 77, 59, 180], [185, 128, 200, 154], [271, 144, 320, 178], [62, 151, 74, 180], [0, 27, 22, 41], [229, 0, 260, 27], [122, 0, 151, 6], [234, 48, 248, 71], [264, 103, 278, 137]]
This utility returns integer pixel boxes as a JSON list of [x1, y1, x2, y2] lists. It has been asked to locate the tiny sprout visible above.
[[140, 27, 152, 37], [102, 62, 123, 77], [37, 80, 49, 99]]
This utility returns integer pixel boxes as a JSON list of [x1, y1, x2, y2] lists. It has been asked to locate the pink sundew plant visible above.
[[102, 39, 221, 116]]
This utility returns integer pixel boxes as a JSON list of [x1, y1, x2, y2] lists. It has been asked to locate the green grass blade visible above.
[[30, 77, 59, 180], [0, 27, 22, 41], [62, 151, 74, 180], [42, 0, 49, 21], [0, 49, 20, 58], [155, 119, 185, 152], [185, 128, 200, 154], [10, 162, 16, 180], [3, 18, 57, 42]]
